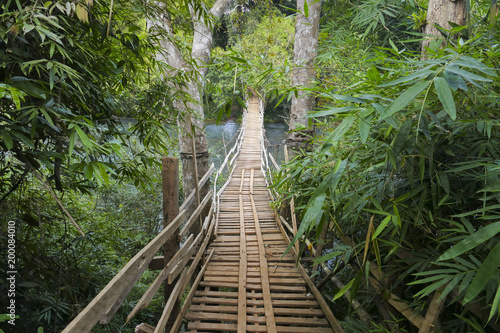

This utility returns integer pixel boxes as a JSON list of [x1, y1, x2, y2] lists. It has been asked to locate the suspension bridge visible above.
[[62, 95, 343, 333]]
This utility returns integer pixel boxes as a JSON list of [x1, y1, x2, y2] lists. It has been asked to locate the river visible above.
[[206, 120, 288, 169]]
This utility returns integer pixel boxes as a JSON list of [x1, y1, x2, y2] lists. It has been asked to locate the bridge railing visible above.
[[63, 106, 249, 333]]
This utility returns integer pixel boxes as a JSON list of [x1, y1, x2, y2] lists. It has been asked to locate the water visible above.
[[206, 121, 288, 168], [119, 118, 288, 167]]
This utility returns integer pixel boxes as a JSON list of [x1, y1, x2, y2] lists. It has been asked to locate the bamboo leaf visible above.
[[434, 77, 456, 120], [459, 271, 475, 295], [415, 275, 454, 298], [378, 69, 433, 87], [74, 125, 93, 151], [333, 277, 354, 301], [446, 65, 492, 84], [464, 242, 500, 304], [68, 129, 76, 156], [303, 0, 309, 18], [489, 283, 500, 322], [439, 273, 464, 301], [379, 80, 431, 120], [372, 215, 392, 240], [437, 222, 500, 261], [363, 215, 374, 265], [409, 273, 455, 285], [309, 107, 354, 117], [359, 116, 370, 143], [326, 115, 355, 142]]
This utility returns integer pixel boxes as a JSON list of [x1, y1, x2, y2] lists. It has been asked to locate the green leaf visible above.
[[453, 56, 497, 77], [359, 116, 370, 143], [12, 132, 34, 148], [379, 70, 433, 87], [372, 215, 392, 240], [68, 129, 76, 156], [464, 242, 500, 304], [434, 77, 456, 120], [309, 107, 354, 117], [228, 56, 247, 64], [439, 273, 465, 301], [393, 204, 401, 228], [326, 115, 355, 142], [459, 271, 475, 295], [489, 283, 500, 322], [379, 80, 431, 120], [444, 70, 467, 91], [83, 164, 93, 180], [40, 108, 55, 127], [446, 66, 492, 84], [74, 125, 92, 151], [333, 277, 355, 301], [2, 131, 13, 150], [415, 275, 454, 298], [303, 0, 309, 18], [437, 222, 500, 261], [409, 273, 455, 285]]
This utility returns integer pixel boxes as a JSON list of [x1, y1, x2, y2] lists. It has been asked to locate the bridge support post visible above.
[[162, 156, 180, 332]]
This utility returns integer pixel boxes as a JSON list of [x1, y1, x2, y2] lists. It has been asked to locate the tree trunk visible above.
[[287, 0, 321, 152], [150, 0, 231, 232], [421, 0, 467, 56]]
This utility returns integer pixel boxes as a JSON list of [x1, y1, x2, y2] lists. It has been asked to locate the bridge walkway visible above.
[[182, 97, 334, 332]]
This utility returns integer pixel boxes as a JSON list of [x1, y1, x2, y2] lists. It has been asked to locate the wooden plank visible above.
[[167, 234, 201, 284], [126, 234, 196, 323], [178, 190, 213, 241], [185, 312, 329, 326], [169, 249, 215, 333], [239, 169, 245, 194], [237, 194, 247, 333], [419, 289, 446, 333], [276, 213, 344, 333], [250, 169, 254, 195], [250, 194, 275, 331], [369, 266, 426, 329], [62, 210, 186, 333], [154, 206, 217, 333], [188, 304, 325, 316]]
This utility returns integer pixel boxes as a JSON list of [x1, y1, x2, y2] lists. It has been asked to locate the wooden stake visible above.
[[161, 157, 180, 332], [284, 145, 298, 253], [191, 126, 202, 230]]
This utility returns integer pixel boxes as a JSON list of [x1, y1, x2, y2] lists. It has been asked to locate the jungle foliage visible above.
[[272, 0, 500, 331], [1, 0, 499, 332], [0, 0, 187, 331], [205, 1, 296, 122]]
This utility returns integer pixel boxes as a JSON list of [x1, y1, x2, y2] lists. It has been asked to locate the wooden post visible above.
[[284, 145, 299, 253], [161, 157, 180, 332], [191, 127, 202, 232]]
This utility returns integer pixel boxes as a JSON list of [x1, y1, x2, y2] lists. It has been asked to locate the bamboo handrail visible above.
[[63, 133, 233, 332]]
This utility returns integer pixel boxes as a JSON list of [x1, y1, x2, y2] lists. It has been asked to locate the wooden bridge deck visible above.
[[182, 97, 334, 332]]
